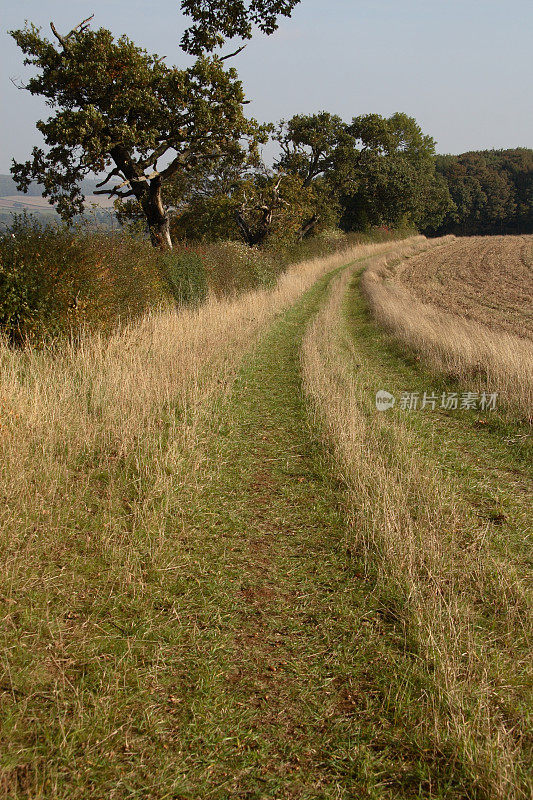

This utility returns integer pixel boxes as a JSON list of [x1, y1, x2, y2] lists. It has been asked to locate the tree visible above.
[[276, 111, 451, 234], [275, 112, 354, 189], [116, 152, 254, 241], [115, 135, 337, 247], [271, 112, 353, 238], [180, 0, 301, 54], [233, 171, 329, 246], [10, 18, 263, 248], [340, 113, 452, 231]]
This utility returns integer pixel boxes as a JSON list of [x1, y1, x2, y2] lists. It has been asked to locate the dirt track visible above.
[[396, 235, 533, 338]]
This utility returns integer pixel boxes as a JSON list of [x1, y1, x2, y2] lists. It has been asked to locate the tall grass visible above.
[[0, 215, 414, 344], [301, 255, 532, 799]]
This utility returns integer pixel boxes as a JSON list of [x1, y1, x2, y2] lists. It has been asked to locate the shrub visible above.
[[0, 215, 170, 344], [197, 241, 281, 297], [0, 215, 88, 344], [0, 213, 412, 345]]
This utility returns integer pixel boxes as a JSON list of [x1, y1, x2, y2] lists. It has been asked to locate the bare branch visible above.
[[159, 151, 193, 181], [50, 15, 95, 50], [10, 76, 28, 91], [95, 167, 122, 188], [220, 45, 247, 61], [110, 177, 132, 192], [68, 15, 95, 37], [50, 22, 68, 48], [95, 169, 163, 199]]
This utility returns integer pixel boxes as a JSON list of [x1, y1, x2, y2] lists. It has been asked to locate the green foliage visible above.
[[117, 151, 261, 243], [180, 0, 301, 54], [275, 111, 451, 235], [197, 240, 281, 295], [0, 215, 169, 344], [158, 251, 208, 306], [432, 149, 533, 235], [165, 168, 338, 248], [236, 171, 336, 246], [0, 215, 374, 343], [170, 194, 242, 242], [276, 112, 355, 190]]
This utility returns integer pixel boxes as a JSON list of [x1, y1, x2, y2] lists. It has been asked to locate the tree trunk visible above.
[[234, 210, 254, 246], [234, 208, 273, 248], [109, 147, 172, 250], [142, 179, 173, 250], [147, 213, 173, 250]]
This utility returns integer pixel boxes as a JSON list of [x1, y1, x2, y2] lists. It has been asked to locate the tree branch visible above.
[[220, 45, 247, 61], [10, 76, 28, 91], [50, 15, 95, 50], [138, 142, 174, 169], [95, 166, 123, 188], [94, 187, 135, 199]]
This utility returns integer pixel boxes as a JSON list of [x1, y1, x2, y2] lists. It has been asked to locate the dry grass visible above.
[[0, 238, 405, 518], [301, 260, 532, 799], [360, 236, 533, 420]]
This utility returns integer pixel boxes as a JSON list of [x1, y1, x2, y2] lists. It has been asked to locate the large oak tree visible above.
[[10, 18, 262, 248]]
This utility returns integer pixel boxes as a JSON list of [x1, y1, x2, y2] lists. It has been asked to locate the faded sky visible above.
[[1, 0, 532, 173]]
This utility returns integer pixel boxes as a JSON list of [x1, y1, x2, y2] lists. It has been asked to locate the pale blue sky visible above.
[[1, 0, 532, 173]]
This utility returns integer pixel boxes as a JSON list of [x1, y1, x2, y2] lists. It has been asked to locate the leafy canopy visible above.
[[343, 113, 453, 230], [434, 149, 533, 234], [275, 112, 356, 189], [274, 110, 453, 232]]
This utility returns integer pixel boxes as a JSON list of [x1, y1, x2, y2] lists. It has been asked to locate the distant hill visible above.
[[0, 174, 116, 231], [0, 174, 101, 198]]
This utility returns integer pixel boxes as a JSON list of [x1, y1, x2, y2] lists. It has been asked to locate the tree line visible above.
[[431, 149, 533, 235], [9, 3, 530, 248]]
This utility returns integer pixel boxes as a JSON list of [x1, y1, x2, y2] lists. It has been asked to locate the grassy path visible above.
[[174, 254, 531, 799], [153, 264, 461, 798], [170, 268, 386, 797]]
